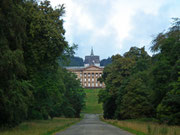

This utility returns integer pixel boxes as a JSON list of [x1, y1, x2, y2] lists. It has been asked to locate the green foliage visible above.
[[118, 78, 153, 119], [99, 18, 180, 125], [60, 69, 85, 117], [100, 57, 112, 66], [0, 0, 85, 127], [59, 56, 84, 66], [99, 47, 153, 120], [0, 0, 32, 126], [98, 54, 136, 118], [157, 75, 180, 125], [0, 117, 81, 135], [60, 56, 112, 67], [151, 18, 180, 125]]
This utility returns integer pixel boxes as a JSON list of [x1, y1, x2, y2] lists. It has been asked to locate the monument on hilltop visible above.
[[84, 47, 100, 67]]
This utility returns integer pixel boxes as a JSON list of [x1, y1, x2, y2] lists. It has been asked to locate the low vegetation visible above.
[[0, 117, 81, 135], [101, 117, 180, 135], [82, 89, 103, 114]]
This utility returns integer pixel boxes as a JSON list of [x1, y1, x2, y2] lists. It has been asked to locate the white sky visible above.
[[47, 0, 180, 59]]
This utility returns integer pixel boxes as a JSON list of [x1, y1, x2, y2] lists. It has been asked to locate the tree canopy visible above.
[[0, 0, 85, 127], [99, 18, 180, 125]]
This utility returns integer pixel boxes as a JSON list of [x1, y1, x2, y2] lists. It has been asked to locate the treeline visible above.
[[60, 56, 112, 67], [100, 57, 112, 66], [59, 56, 84, 66], [98, 19, 180, 125], [0, 0, 85, 127]]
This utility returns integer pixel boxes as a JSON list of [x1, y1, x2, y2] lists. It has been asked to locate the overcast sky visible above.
[[48, 0, 180, 59]]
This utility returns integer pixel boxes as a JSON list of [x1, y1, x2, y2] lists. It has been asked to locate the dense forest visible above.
[[59, 56, 84, 66], [100, 57, 112, 66], [98, 18, 180, 125], [0, 0, 85, 127]]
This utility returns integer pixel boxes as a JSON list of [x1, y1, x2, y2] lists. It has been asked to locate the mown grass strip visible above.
[[100, 116, 180, 135], [51, 116, 84, 135], [44, 121, 78, 135], [82, 88, 103, 114], [0, 118, 81, 135], [100, 116, 146, 135], [108, 122, 146, 135]]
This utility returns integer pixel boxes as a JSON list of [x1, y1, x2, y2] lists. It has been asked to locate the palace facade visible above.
[[66, 48, 105, 88]]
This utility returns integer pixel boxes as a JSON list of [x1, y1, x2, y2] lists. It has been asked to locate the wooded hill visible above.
[[59, 56, 112, 66]]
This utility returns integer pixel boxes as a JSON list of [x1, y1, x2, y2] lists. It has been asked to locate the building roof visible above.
[[65, 65, 104, 70], [84, 56, 100, 64], [65, 66, 85, 70], [84, 47, 100, 65]]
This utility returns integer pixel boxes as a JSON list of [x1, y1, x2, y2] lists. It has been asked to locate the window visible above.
[[92, 83, 94, 87], [96, 73, 98, 77], [92, 73, 94, 77], [84, 78, 86, 82], [88, 73, 90, 77], [99, 73, 102, 77], [88, 83, 90, 87], [84, 83, 87, 86], [84, 73, 86, 77], [88, 78, 90, 82], [92, 78, 94, 82], [96, 83, 98, 87], [100, 83, 102, 86], [80, 73, 82, 77]]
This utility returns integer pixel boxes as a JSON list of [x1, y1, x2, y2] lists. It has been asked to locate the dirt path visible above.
[[56, 114, 132, 135]]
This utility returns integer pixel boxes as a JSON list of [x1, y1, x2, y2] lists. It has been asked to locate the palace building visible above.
[[66, 48, 105, 88]]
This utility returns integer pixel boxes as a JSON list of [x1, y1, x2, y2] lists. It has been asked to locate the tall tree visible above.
[[0, 0, 32, 126], [0, 0, 85, 126], [151, 18, 180, 124], [99, 47, 153, 120]]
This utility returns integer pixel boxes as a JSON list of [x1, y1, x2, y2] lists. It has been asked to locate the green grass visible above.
[[100, 117, 146, 135], [0, 88, 103, 135], [0, 117, 81, 135], [100, 116, 180, 135], [82, 88, 103, 114]]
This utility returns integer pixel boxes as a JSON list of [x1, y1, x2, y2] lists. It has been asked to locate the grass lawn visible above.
[[82, 88, 103, 114], [100, 117, 180, 135], [0, 117, 81, 135]]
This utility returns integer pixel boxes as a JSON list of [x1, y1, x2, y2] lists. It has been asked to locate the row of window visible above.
[[80, 73, 102, 77], [84, 83, 102, 87], [80, 78, 98, 82]]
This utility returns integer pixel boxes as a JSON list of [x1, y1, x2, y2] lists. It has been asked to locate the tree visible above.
[[157, 73, 180, 125], [150, 19, 180, 123], [99, 47, 153, 120], [0, 0, 32, 126], [0, 0, 85, 127], [117, 78, 153, 119], [100, 57, 112, 66], [98, 54, 135, 119], [61, 69, 85, 118], [59, 56, 84, 66]]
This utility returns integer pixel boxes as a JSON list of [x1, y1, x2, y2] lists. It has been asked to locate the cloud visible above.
[[48, 0, 180, 59]]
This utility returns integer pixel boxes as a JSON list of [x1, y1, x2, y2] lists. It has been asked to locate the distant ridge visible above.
[[59, 56, 112, 67]]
